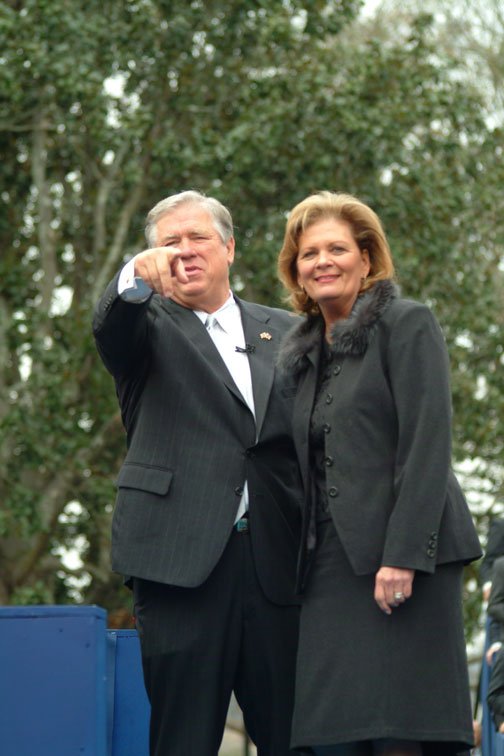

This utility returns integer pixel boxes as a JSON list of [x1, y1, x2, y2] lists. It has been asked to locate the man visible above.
[[481, 517, 504, 598], [485, 555, 504, 665], [488, 646, 504, 733], [481, 519, 504, 664], [93, 191, 302, 755]]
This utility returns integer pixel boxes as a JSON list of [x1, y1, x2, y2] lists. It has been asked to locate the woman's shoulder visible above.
[[386, 292, 431, 315], [383, 292, 438, 328], [380, 293, 446, 350]]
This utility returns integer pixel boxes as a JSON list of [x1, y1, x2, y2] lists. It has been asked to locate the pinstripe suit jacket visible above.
[[93, 271, 303, 605]]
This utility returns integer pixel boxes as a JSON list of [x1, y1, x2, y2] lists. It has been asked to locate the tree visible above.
[[359, 0, 504, 120], [0, 1, 501, 635], [0, 0, 362, 609]]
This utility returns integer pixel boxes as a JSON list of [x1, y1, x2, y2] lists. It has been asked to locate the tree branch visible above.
[[13, 410, 122, 586], [91, 116, 166, 301], [91, 175, 147, 301], [0, 296, 10, 422], [32, 108, 57, 319], [92, 141, 130, 259]]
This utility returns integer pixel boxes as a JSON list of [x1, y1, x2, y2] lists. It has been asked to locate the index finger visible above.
[[135, 247, 186, 296], [149, 247, 189, 284], [152, 247, 188, 296]]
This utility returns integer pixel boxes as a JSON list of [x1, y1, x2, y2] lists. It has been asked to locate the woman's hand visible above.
[[374, 566, 415, 615]]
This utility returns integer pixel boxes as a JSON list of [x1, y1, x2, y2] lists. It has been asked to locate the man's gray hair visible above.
[[145, 190, 234, 247]]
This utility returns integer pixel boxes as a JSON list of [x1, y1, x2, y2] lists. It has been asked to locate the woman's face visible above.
[[296, 217, 370, 322]]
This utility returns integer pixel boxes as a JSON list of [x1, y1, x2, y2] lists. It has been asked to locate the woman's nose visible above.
[[315, 249, 331, 265]]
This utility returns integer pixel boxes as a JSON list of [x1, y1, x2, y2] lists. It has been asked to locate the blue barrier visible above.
[[0, 605, 108, 756], [107, 630, 150, 756], [0, 605, 150, 756]]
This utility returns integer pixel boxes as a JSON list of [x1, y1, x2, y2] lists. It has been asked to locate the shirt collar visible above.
[[194, 292, 237, 330]]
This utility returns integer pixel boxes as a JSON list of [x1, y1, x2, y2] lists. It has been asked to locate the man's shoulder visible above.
[[494, 555, 504, 577], [237, 297, 301, 326]]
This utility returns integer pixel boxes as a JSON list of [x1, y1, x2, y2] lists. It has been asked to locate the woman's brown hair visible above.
[[278, 191, 396, 315]]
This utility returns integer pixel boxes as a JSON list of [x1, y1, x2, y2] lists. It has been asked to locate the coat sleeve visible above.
[[92, 271, 153, 379], [380, 302, 453, 572]]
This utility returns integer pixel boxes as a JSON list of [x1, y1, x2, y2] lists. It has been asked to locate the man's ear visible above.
[[226, 237, 235, 266]]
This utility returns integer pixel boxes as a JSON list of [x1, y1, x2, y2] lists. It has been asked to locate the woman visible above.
[[277, 191, 481, 756]]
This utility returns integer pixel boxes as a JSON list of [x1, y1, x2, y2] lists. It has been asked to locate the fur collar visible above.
[[277, 279, 399, 375]]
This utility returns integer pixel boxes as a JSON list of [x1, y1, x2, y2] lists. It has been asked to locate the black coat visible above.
[[93, 272, 303, 605], [278, 280, 481, 582], [481, 518, 504, 585], [488, 556, 504, 632]]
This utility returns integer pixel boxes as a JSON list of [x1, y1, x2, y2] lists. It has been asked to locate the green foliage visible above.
[[0, 1, 501, 637]]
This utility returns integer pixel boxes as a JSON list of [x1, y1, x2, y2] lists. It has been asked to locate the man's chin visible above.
[[170, 284, 207, 308]]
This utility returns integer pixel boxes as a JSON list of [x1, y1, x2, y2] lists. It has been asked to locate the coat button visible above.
[[234, 486, 244, 496], [427, 548, 435, 558], [333, 364, 342, 376], [323, 423, 331, 434], [324, 456, 334, 467], [325, 393, 333, 404], [328, 486, 339, 497]]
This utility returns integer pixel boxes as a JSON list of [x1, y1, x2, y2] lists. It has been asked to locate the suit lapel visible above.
[[238, 299, 278, 438], [160, 297, 289, 437], [160, 298, 247, 406]]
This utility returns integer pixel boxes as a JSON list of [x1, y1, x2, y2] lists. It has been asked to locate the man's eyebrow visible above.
[[160, 233, 181, 243], [161, 228, 211, 243]]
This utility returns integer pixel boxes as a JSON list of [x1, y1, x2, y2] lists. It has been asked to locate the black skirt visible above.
[[291, 519, 474, 753]]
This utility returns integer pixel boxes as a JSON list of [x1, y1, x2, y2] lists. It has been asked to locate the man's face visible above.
[[155, 203, 235, 312]]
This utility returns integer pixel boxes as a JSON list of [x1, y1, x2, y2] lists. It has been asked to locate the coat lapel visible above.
[[238, 299, 278, 438], [160, 297, 289, 438], [160, 297, 247, 407]]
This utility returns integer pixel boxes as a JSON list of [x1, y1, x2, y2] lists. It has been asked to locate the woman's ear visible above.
[[361, 249, 371, 277]]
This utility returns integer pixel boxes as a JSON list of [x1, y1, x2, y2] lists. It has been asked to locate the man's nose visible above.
[[178, 240, 196, 257]]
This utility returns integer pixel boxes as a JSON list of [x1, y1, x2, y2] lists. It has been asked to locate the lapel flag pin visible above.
[[259, 332, 272, 340]]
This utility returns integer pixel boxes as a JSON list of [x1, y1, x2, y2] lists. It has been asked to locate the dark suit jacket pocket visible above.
[[116, 463, 173, 496]]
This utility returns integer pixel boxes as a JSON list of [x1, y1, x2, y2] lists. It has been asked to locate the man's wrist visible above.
[[118, 257, 152, 302]]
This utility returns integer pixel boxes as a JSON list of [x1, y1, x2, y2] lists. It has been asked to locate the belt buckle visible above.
[[235, 516, 249, 533]]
